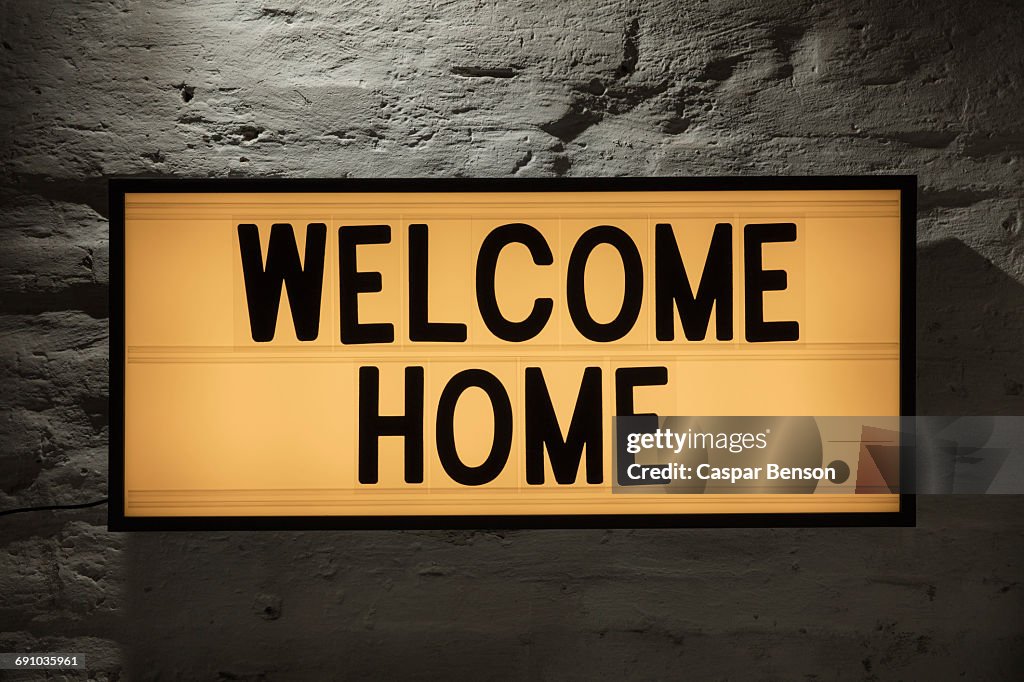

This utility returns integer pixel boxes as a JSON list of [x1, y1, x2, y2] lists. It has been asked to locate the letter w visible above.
[[238, 223, 326, 341]]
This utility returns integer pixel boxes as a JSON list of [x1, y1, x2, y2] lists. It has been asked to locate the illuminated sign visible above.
[[109, 177, 915, 529]]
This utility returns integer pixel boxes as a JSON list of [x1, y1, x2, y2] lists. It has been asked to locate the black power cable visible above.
[[0, 498, 109, 517]]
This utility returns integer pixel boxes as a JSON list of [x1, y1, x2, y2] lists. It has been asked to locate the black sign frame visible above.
[[108, 176, 916, 530]]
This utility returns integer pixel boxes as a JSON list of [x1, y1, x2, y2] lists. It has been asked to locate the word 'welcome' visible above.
[[237, 221, 801, 345]]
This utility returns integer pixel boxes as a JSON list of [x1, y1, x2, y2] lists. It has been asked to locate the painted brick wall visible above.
[[1, 1, 1022, 679]]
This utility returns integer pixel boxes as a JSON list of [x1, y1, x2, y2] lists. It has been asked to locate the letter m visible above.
[[525, 367, 603, 484], [237, 223, 327, 342]]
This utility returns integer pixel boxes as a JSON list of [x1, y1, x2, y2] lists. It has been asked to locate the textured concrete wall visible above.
[[1, 0, 1022, 679]]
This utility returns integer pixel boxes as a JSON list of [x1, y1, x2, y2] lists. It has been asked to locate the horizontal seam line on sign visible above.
[[124, 357, 901, 361], [124, 199, 902, 206], [127, 343, 901, 349]]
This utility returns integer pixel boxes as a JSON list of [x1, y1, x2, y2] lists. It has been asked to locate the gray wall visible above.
[[1, 1, 1022, 679]]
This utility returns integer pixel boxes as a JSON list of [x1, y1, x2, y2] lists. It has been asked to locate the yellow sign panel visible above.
[[110, 178, 914, 529]]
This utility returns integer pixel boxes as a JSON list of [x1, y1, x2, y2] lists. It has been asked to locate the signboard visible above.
[[109, 177, 915, 529]]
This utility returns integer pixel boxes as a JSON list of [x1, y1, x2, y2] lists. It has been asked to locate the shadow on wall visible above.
[[917, 238, 1024, 416]]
